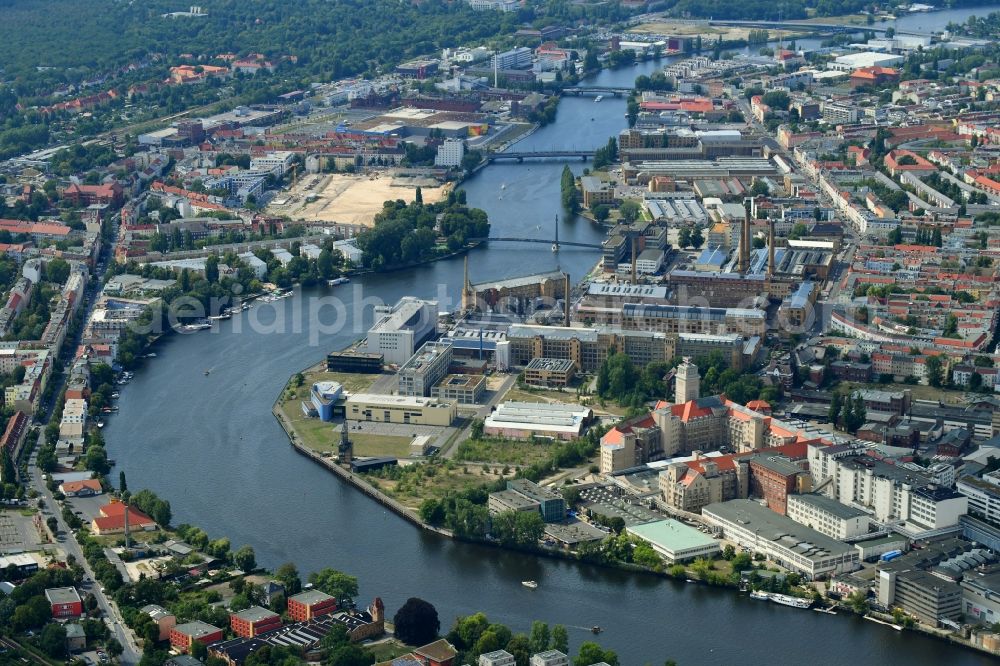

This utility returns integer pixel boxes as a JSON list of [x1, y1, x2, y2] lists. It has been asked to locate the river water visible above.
[[105, 15, 1000, 665]]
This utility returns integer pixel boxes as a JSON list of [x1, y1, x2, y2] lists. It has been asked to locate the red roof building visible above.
[[90, 501, 157, 535], [63, 182, 123, 207], [850, 66, 899, 89]]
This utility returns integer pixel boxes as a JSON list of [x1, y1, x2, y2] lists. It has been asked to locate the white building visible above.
[[365, 297, 438, 366], [808, 443, 968, 534], [466, 0, 519, 10], [479, 650, 516, 666], [250, 151, 296, 178], [786, 493, 870, 541], [331, 238, 363, 264], [530, 651, 570, 666], [703, 499, 860, 579], [239, 252, 268, 279], [957, 471, 1000, 525], [830, 51, 905, 71], [59, 398, 87, 440], [435, 139, 466, 168], [492, 47, 533, 70]]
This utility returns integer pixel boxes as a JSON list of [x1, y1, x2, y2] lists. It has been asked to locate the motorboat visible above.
[[521, 580, 538, 589]]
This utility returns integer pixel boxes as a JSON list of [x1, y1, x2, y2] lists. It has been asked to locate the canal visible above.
[[105, 22, 1000, 665]]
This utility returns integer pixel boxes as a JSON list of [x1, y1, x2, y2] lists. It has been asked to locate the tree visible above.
[[39, 623, 67, 658], [45, 258, 71, 284], [46, 515, 58, 533], [275, 562, 301, 595], [529, 622, 550, 654], [690, 226, 704, 249], [788, 223, 808, 240], [506, 634, 532, 666], [233, 545, 257, 571], [678, 226, 692, 248], [592, 205, 610, 223], [205, 254, 219, 283], [327, 643, 372, 666], [574, 642, 618, 666], [925, 354, 944, 387], [119, 471, 127, 493], [394, 597, 440, 646], [619, 200, 641, 224], [308, 568, 358, 604], [414, 186, 423, 205], [829, 392, 842, 428], [551, 625, 569, 654]]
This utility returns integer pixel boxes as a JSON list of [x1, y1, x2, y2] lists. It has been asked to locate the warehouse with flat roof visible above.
[[627, 519, 720, 563]]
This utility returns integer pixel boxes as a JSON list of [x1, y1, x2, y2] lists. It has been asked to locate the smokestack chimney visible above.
[[740, 202, 751, 274], [564, 272, 571, 327], [767, 217, 775, 278], [631, 235, 637, 284]]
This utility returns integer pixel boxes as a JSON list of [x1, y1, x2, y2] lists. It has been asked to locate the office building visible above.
[[492, 47, 532, 70], [430, 374, 486, 403], [488, 490, 541, 515], [878, 568, 962, 625], [327, 351, 383, 374], [808, 443, 968, 534], [435, 139, 465, 167], [507, 324, 676, 373], [346, 394, 457, 426], [398, 341, 453, 397], [522, 358, 576, 387], [365, 297, 438, 365], [507, 479, 566, 523], [703, 499, 860, 579], [786, 493, 870, 540]]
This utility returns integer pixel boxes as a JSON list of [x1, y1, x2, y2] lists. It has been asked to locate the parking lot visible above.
[[579, 486, 664, 527], [0, 509, 44, 550], [64, 494, 108, 524]]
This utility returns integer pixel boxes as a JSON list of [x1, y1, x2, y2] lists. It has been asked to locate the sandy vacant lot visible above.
[[631, 20, 804, 42], [268, 173, 448, 227]]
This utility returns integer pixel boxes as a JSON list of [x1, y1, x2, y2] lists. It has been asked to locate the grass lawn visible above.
[[366, 462, 510, 510], [365, 639, 415, 662], [840, 381, 969, 406], [504, 387, 579, 404], [289, 370, 383, 395], [454, 437, 554, 466]]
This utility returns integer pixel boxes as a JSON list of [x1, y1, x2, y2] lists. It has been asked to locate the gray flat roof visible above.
[[704, 499, 855, 561], [789, 493, 867, 520], [45, 587, 81, 604]]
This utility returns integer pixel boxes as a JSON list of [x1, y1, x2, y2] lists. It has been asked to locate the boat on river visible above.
[[594, 95, 604, 102], [327, 277, 350, 286], [591, 626, 602, 634], [522, 580, 538, 589], [750, 590, 770, 601], [769, 593, 812, 609]]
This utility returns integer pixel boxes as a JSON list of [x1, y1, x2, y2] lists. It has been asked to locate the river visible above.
[[104, 17, 1000, 665]]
